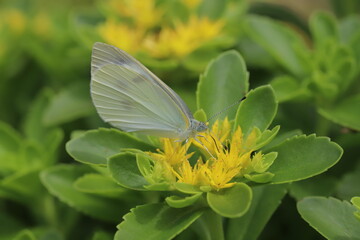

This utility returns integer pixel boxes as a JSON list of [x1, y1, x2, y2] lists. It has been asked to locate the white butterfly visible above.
[[90, 42, 208, 141]]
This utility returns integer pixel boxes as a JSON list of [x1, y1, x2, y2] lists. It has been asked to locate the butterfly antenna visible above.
[[207, 96, 246, 123]]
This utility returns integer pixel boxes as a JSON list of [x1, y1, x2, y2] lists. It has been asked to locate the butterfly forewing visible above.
[[91, 43, 191, 138]]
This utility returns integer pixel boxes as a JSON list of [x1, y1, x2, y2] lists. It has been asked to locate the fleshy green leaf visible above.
[[207, 183, 252, 218], [197, 50, 249, 120], [268, 134, 343, 183], [66, 128, 155, 165], [0, 170, 44, 204], [43, 82, 94, 126], [244, 172, 274, 183], [255, 125, 280, 150], [297, 197, 360, 239], [108, 153, 148, 191], [198, 0, 226, 19], [270, 75, 309, 102], [0, 121, 22, 174], [74, 173, 127, 197], [114, 203, 204, 240], [173, 183, 202, 194], [245, 16, 310, 77], [226, 184, 287, 240], [310, 11, 339, 47], [13, 230, 36, 240], [289, 176, 338, 201], [165, 193, 202, 208], [336, 164, 360, 201], [318, 93, 360, 131], [41, 165, 131, 222], [234, 85, 277, 136]]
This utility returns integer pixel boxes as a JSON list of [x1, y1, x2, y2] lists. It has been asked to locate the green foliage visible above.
[[197, 50, 249, 120], [114, 203, 204, 240], [207, 183, 252, 218], [1, 1, 357, 240], [297, 197, 360, 239]]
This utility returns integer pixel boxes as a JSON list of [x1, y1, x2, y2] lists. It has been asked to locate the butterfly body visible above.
[[90, 42, 208, 141]]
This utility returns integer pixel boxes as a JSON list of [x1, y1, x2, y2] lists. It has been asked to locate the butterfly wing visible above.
[[91, 42, 192, 138]]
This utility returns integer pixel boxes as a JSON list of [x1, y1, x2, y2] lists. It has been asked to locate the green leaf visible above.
[[268, 135, 343, 183], [0, 170, 43, 204], [74, 173, 127, 196], [289, 176, 338, 201], [336, 164, 360, 201], [165, 193, 202, 208], [115, 203, 204, 240], [0, 121, 21, 174], [244, 172, 274, 183], [234, 85, 277, 136], [261, 129, 302, 152], [197, 50, 249, 120], [66, 128, 155, 165], [297, 197, 360, 239], [245, 16, 310, 77], [198, 0, 227, 20], [207, 183, 252, 218], [255, 125, 280, 149], [108, 153, 148, 191], [43, 82, 94, 126], [193, 109, 207, 122], [310, 11, 339, 47], [13, 230, 36, 240], [270, 75, 309, 102], [318, 93, 360, 131], [226, 184, 287, 240], [173, 183, 202, 194], [41, 165, 131, 222]]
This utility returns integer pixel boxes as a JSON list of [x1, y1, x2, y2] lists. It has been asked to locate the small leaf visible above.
[[261, 129, 302, 152], [297, 197, 360, 239], [108, 153, 148, 191], [41, 165, 131, 222], [66, 128, 155, 165], [226, 184, 287, 240], [43, 82, 94, 126], [244, 172, 274, 183], [255, 125, 280, 149], [336, 164, 360, 201], [268, 135, 343, 183], [115, 203, 204, 240], [318, 93, 360, 131], [207, 183, 252, 218], [234, 85, 277, 136], [197, 50, 249, 120], [193, 108, 207, 122], [13, 230, 36, 240], [173, 183, 202, 194], [245, 16, 310, 77], [165, 193, 202, 208], [310, 11, 339, 47], [74, 173, 127, 196], [198, 0, 226, 19], [270, 75, 309, 102]]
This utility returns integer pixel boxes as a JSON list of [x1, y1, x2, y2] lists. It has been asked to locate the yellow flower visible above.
[[98, 19, 144, 54], [31, 12, 52, 38], [107, 0, 162, 29], [146, 119, 267, 191], [1, 9, 26, 35], [144, 15, 224, 58]]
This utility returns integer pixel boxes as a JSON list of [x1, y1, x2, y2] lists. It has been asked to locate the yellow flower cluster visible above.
[[98, 0, 224, 58], [147, 118, 265, 191]]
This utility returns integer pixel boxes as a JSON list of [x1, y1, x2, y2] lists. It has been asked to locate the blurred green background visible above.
[[1, 0, 360, 239]]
